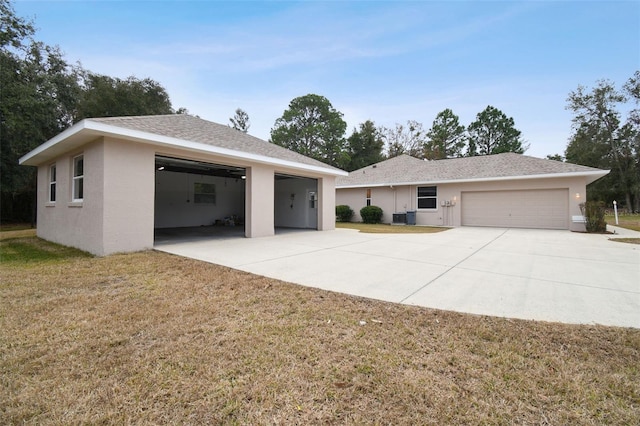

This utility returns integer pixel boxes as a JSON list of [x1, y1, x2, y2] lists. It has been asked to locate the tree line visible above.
[[266, 73, 639, 211], [1, 0, 177, 223], [268, 95, 529, 172]]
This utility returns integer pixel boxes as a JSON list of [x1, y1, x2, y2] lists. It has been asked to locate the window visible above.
[[194, 182, 216, 204], [72, 155, 84, 201], [417, 186, 437, 209], [49, 164, 57, 203], [366, 188, 371, 206]]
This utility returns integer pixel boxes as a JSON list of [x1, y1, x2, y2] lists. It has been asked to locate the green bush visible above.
[[360, 205, 383, 224], [335, 205, 354, 222], [580, 201, 607, 233]]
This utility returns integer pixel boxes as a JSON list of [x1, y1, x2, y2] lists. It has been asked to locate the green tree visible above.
[[1, 0, 81, 223], [0, 0, 177, 223], [546, 154, 565, 162], [270, 94, 348, 169], [565, 74, 640, 210], [623, 71, 640, 210], [424, 109, 466, 159], [382, 120, 426, 159], [467, 106, 527, 156], [345, 120, 385, 171], [75, 72, 173, 119], [229, 108, 250, 133]]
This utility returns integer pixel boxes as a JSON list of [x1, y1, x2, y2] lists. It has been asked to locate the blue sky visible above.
[[14, 0, 640, 158]]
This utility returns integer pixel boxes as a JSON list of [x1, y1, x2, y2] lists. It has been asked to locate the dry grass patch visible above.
[[336, 222, 447, 234], [1, 237, 639, 424]]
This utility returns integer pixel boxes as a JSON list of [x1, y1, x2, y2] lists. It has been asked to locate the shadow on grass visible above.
[[0, 237, 92, 263]]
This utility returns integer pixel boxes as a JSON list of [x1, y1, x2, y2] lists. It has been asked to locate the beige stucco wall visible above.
[[318, 176, 336, 231], [37, 138, 106, 255], [246, 164, 275, 237], [36, 137, 157, 256], [336, 176, 589, 231], [102, 137, 155, 254]]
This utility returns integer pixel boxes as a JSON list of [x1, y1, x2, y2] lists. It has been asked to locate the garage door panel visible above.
[[461, 189, 569, 230]]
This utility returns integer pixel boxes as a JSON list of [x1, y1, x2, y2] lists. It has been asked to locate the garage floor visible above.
[[154, 226, 245, 244], [154, 226, 640, 328]]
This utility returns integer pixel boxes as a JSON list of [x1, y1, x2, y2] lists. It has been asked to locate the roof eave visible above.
[[19, 119, 92, 166], [20, 120, 348, 177], [336, 170, 610, 189]]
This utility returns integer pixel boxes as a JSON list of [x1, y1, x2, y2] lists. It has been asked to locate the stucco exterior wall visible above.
[[336, 176, 588, 231], [317, 176, 335, 231], [101, 138, 155, 254], [37, 138, 105, 255], [245, 164, 275, 237]]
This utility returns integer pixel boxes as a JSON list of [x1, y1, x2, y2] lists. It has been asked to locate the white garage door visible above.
[[461, 189, 569, 229]]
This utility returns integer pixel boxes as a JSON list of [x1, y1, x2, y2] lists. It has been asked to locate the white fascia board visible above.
[[336, 170, 610, 189], [20, 120, 348, 177]]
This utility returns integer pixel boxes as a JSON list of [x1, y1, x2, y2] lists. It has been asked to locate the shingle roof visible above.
[[336, 153, 608, 187], [88, 114, 343, 172]]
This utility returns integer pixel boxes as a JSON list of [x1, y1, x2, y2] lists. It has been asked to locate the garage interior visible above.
[[154, 156, 319, 243]]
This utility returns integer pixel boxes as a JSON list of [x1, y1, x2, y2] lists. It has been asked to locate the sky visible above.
[[13, 0, 640, 158]]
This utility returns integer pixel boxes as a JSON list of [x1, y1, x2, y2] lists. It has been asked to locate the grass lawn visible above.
[[336, 222, 447, 233], [605, 213, 640, 232], [1, 236, 639, 424], [605, 213, 640, 244]]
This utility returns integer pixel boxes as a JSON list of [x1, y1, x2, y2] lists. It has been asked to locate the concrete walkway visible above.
[[155, 226, 640, 328]]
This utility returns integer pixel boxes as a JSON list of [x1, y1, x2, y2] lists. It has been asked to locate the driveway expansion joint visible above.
[[399, 229, 510, 303]]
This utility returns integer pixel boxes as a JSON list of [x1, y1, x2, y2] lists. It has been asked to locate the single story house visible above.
[[19, 114, 347, 256], [336, 153, 609, 232]]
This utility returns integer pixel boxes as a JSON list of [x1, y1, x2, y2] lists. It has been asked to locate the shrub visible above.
[[360, 205, 383, 224], [335, 205, 354, 222], [580, 201, 607, 233]]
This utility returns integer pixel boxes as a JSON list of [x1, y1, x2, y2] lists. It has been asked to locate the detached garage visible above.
[[336, 154, 608, 232], [19, 114, 347, 256]]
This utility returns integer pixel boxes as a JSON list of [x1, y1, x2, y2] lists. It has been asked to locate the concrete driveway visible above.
[[155, 226, 640, 328]]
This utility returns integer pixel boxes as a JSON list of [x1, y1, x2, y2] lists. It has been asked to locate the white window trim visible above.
[[48, 164, 57, 204], [72, 154, 84, 202], [417, 186, 438, 210]]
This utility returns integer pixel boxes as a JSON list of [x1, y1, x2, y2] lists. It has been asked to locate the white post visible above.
[[613, 200, 619, 225]]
